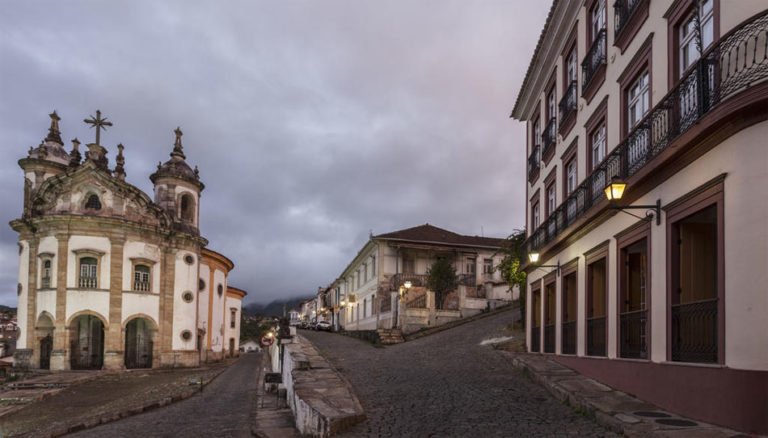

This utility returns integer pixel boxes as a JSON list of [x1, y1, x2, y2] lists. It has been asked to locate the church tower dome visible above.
[[150, 127, 204, 234]]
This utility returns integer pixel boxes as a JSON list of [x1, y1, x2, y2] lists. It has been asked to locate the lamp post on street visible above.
[[394, 281, 412, 329]]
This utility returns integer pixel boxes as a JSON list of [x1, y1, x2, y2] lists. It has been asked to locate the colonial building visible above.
[[512, 1, 768, 433], [333, 224, 513, 334], [12, 110, 246, 370]]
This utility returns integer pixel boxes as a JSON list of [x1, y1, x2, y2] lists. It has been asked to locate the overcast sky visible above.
[[0, 1, 548, 306]]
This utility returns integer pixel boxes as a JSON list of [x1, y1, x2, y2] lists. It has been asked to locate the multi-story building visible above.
[[511, 1, 768, 433], [335, 224, 512, 334]]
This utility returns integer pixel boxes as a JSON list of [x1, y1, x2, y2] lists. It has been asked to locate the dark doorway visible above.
[[70, 315, 104, 370], [40, 335, 53, 370], [229, 338, 235, 357], [125, 318, 153, 369]]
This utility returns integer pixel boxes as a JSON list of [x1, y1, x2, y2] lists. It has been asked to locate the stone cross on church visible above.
[[83, 109, 112, 145]]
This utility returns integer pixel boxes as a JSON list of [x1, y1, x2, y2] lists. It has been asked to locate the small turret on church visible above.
[[149, 127, 205, 234]]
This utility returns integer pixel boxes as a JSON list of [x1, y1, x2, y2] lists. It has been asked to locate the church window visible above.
[[79, 257, 98, 289], [230, 309, 237, 329], [371, 256, 376, 276], [85, 194, 102, 211], [17, 283, 22, 296], [180, 194, 195, 223], [41, 259, 52, 289], [133, 265, 151, 292], [182, 291, 194, 303], [184, 254, 195, 265], [217, 284, 223, 297], [180, 330, 192, 341], [199, 279, 206, 291]]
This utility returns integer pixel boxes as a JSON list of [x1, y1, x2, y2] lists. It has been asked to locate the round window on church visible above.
[[217, 284, 223, 297], [199, 279, 206, 291], [17, 283, 22, 296], [181, 330, 192, 341], [182, 291, 194, 303], [184, 254, 195, 265]]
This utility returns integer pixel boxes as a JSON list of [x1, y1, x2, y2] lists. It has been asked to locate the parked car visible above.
[[298, 321, 309, 329], [317, 321, 332, 332], [308, 321, 318, 331]]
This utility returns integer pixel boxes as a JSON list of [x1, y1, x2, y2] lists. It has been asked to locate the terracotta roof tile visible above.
[[374, 224, 504, 248]]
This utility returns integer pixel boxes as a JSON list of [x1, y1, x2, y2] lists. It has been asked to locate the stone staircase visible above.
[[376, 329, 405, 345]]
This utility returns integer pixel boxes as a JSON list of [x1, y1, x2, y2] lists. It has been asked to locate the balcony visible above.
[[541, 117, 557, 163], [390, 273, 428, 290], [527, 11, 768, 255], [581, 28, 607, 98], [614, 0, 649, 52], [527, 145, 541, 183], [558, 80, 578, 135], [458, 273, 476, 287]]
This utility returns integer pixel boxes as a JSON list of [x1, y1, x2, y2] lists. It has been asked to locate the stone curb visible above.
[[502, 352, 743, 437], [403, 303, 516, 342], [291, 336, 366, 437], [17, 364, 231, 438]]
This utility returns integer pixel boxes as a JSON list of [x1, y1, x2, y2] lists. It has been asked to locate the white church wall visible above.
[[37, 236, 58, 289], [171, 251, 198, 351], [17, 241, 29, 348], [122, 241, 161, 293], [224, 295, 242, 354], [198, 264, 210, 335], [36, 290, 56, 322], [210, 269, 226, 353], [121, 293, 160, 326], [67, 236, 111, 290], [66, 290, 110, 323]]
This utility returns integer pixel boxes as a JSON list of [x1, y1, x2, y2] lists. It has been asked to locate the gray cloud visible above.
[[0, 0, 549, 305]]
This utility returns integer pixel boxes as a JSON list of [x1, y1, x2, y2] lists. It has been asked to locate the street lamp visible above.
[[527, 252, 560, 276], [604, 177, 661, 225], [394, 281, 412, 329]]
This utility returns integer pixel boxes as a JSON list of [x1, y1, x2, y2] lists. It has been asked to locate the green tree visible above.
[[496, 229, 527, 325], [427, 258, 458, 309]]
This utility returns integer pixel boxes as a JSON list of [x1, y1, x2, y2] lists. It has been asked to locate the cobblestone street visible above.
[[302, 309, 617, 437], [69, 353, 261, 438]]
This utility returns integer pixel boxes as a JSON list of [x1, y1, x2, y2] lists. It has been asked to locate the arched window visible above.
[[133, 265, 151, 292], [85, 194, 102, 211], [180, 194, 195, 223], [79, 257, 98, 289], [217, 284, 223, 297], [41, 259, 52, 288]]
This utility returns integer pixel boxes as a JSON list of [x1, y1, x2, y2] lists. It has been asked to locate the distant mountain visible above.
[[244, 296, 312, 317], [0, 305, 16, 313]]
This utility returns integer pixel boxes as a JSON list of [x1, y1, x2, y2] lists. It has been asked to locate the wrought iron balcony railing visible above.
[[542, 117, 557, 159], [582, 29, 607, 90], [544, 324, 555, 353], [390, 273, 428, 290], [528, 10, 768, 254], [587, 316, 606, 356], [458, 273, 476, 287], [527, 145, 541, 181], [558, 80, 578, 124], [672, 298, 717, 363], [531, 325, 541, 352], [619, 309, 648, 359], [406, 293, 427, 309], [561, 321, 577, 355], [614, 0, 642, 38]]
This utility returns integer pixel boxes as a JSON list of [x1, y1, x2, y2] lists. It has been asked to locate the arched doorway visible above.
[[70, 315, 104, 370], [36, 313, 54, 370], [125, 318, 153, 369]]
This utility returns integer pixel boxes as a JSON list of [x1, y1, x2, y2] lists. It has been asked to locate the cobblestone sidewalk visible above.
[[0, 361, 231, 437]]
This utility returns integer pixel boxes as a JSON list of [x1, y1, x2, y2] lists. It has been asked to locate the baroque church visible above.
[[11, 110, 245, 370]]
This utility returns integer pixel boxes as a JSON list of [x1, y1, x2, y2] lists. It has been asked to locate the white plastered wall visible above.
[[37, 236, 58, 290], [198, 263, 210, 345], [224, 295, 242, 354], [66, 290, 110, 323], [17, 241, 29, 348], [121, 294, 160, 326], [172, 251, 199, 351], [210, 269, 226, 353]]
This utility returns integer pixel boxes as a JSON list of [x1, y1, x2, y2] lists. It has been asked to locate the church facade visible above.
[[11, 110, 246, 370]]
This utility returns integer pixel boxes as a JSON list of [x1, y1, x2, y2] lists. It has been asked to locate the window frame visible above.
[[38, 252, 55, 290], [544, 167, 557, 219], [560, 258, 579, 355], [585, 97, 609, 173], [73, 249, 105, 290], [129, 257, 157, 293], [666, 0, 720, 89], [618, 35, 653, 139], [530, 279, 543, 353], [529, 188, 541, 231], [664, 175, 725, 364]]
